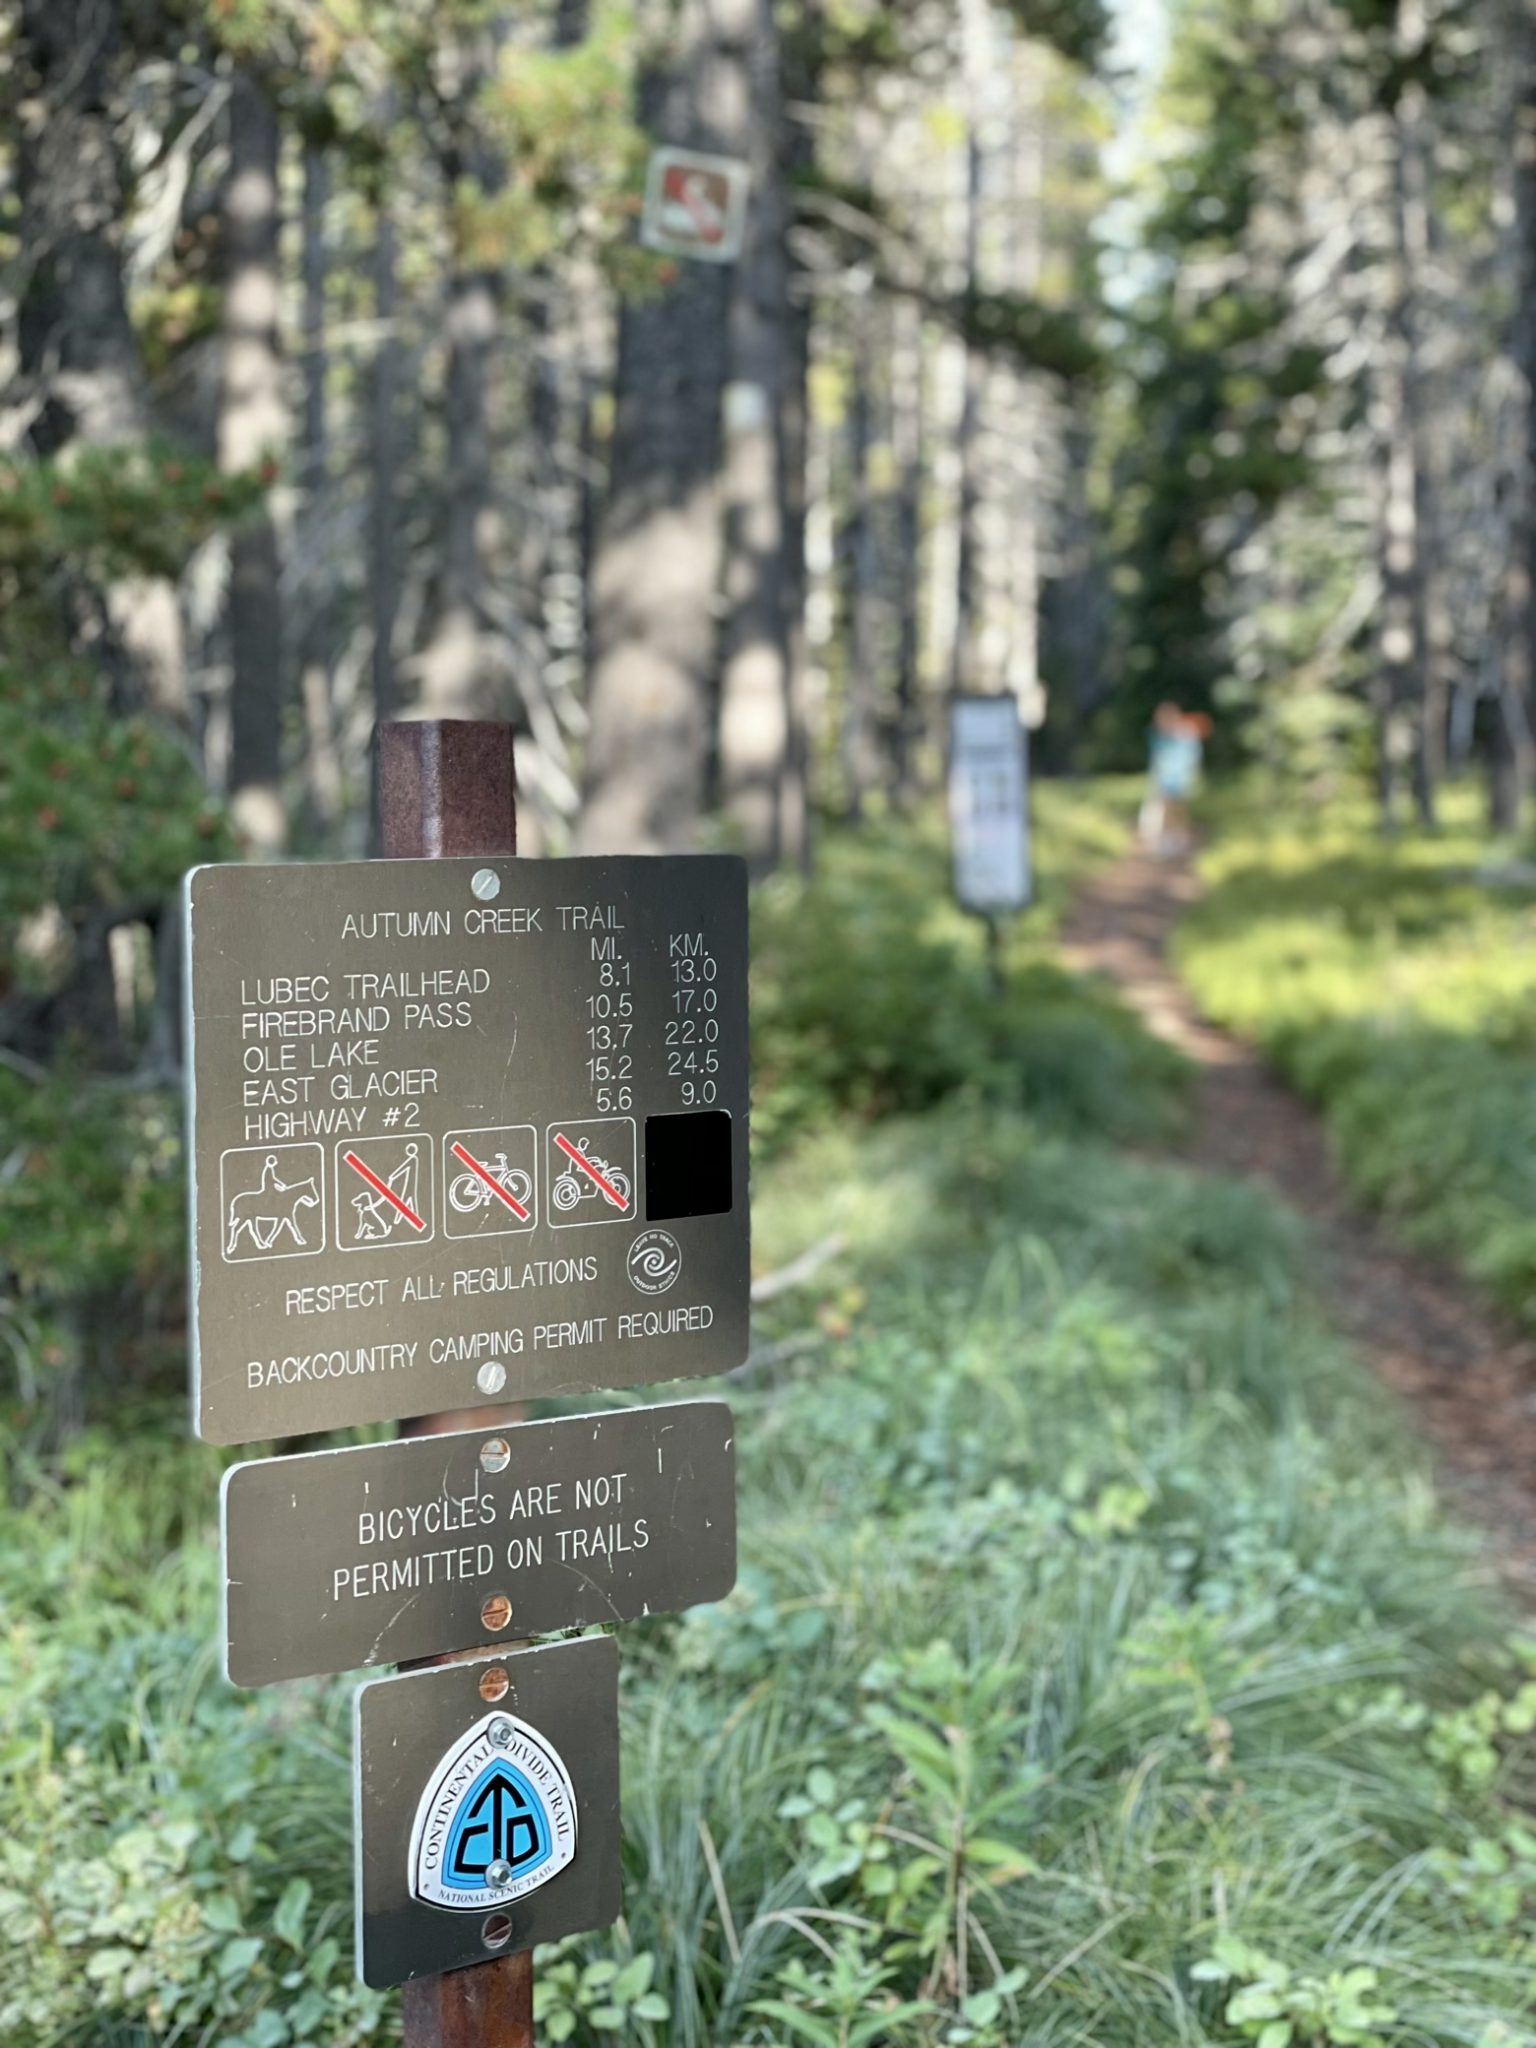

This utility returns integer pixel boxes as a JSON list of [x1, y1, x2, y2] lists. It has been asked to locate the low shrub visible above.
[[1177, 781, 1536, 1327], [5, 1108, 1534, 2045], [752, 785, 1182, 1155]]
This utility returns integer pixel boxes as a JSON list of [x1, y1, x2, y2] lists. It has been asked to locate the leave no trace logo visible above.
[[627, 1229, 682, 1295]]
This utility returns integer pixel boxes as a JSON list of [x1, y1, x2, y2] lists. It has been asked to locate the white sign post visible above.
[[948, 694, 1032, 918]]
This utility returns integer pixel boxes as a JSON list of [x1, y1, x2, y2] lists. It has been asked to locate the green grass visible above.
[[4, 786, 1535, 2046], [751, 780, 1179, 1156], [1177, 781, 1536, 1328], [7, 1122, 1536, 2045]]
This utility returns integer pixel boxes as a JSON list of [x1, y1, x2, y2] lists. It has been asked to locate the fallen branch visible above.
[[750, 1233, 846, 1304]]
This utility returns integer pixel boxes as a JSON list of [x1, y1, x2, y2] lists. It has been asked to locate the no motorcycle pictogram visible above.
[[640, 147, 750, 265], [546, 1118, 636, 1226]]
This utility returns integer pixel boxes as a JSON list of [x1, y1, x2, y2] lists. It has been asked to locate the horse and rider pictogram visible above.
[[220, 1144, 326, 1263]]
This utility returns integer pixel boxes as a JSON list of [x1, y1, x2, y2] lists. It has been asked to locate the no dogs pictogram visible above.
[[337, 1136, 435, 1250]]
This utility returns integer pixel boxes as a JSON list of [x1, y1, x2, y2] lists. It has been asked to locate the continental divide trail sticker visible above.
[[409, 1709, 578, 1911]]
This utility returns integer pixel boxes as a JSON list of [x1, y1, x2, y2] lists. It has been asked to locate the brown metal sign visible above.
[[354, 1639, 621, 1990], [222, 1400, 736, 1686], [185, 854, 749, 1443]]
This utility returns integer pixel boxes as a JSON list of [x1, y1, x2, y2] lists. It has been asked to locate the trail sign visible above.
[[185, 854, 749, 1444], [222, 1400, 737, 1686], [639, 146, 750, 263], [354, 1638, 620, 1989], [948, 695, 1032, 915]]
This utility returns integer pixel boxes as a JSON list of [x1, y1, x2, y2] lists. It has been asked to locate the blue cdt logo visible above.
[[409, 1710, 578, 1912]]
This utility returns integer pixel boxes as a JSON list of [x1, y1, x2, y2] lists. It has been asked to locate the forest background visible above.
[[11, 0, 1536, 2044], [12, 0, 1536, 1409]]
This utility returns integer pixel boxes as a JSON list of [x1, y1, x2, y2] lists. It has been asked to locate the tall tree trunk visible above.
[[951, 125, 984, 695], [577, 0, 751, 853], [717, 0, 791, 869], [416, 11, 512, 725], [1397, 19, 1439, 827], [1374, 9, 1429, 830], [17, 0, 144, 452], [841, 298, 881, 819], [1004, 44, 1043, 722], [16, 0, 187, 719], [416, 254, 502, 717], [298, 141, 342, 828], [1493, 5, 1536, 831], [221, 68, 287, 852], [891, 294, 926, 800], [951, 0, 989, 698], [774, 0, 821, 871], [369, 199, 403, 742]]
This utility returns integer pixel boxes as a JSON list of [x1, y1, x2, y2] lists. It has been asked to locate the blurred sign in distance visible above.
[[354, 1638, 620, 1989], [183, 853, 750, 1445], [948, 694, 1033, 915], [221, 1400, 737, 1687], [640, 147, 750, 263]]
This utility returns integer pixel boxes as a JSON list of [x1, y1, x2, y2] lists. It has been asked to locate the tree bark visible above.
[[16, 0, 144, 453], [717, 0, 791, 870], [220, 68, 287, 852], [840, 292, 891, 818], [1493, 5, 1536, 830], [369, 200, 403, 742], [952, 128, 985, 697], [951, 0, 989, 698], [891, 294, 926, 800], [1374, 8, 1429, 830], [298, 142, 343, 828], [774, 0, 821, 871], [15, 0, 187, 720], [415, 259, 502, 717], [576, 0, 752, 853]]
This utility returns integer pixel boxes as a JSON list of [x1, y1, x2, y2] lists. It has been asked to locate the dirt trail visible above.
[[1063, 849, 1536, 1588]]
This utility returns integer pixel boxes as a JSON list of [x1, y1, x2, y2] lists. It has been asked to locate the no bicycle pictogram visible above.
[[443, 1124, 538, 1239], [451, 1141, 531, 1220]]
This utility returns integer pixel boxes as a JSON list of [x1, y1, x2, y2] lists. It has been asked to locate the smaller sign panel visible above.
[[222, 1400, 736, 1686], [640, 146, 750, 264], [948, 694, 1032, 914], [355, 1639, 620, 1988]]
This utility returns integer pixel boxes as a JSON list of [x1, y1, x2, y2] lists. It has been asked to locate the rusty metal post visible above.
[[377, 719, 536, 2048]]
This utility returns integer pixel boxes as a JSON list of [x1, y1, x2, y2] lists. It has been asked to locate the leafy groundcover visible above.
[[6, 1101, 1536, 2045], [4, 801, 1534, 2046]]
